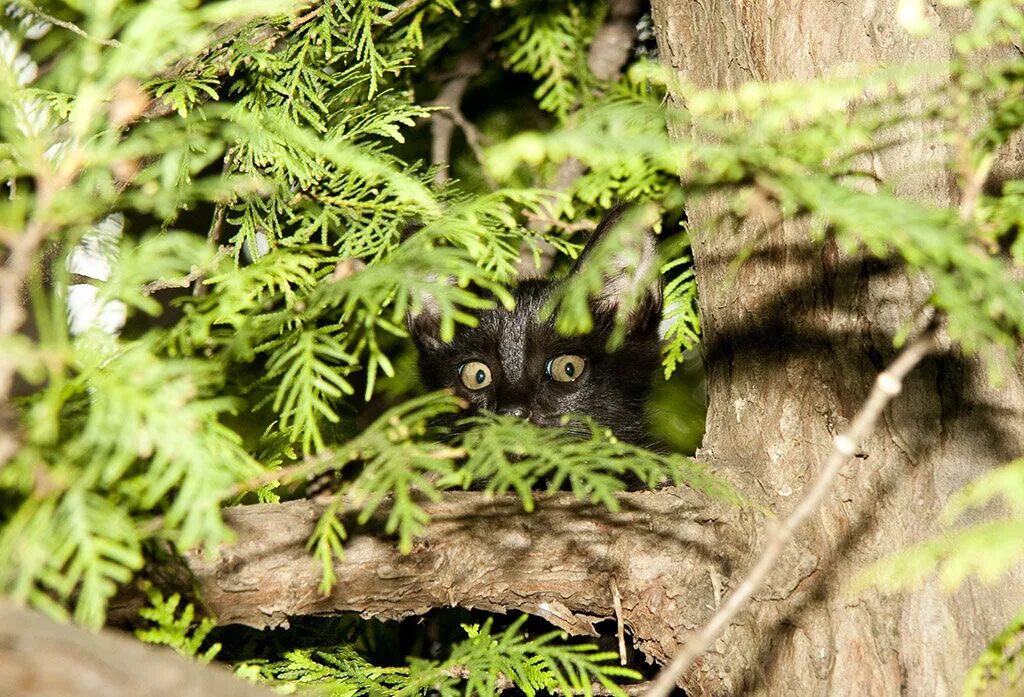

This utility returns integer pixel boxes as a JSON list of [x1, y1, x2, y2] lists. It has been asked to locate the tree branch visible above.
[[429, 37, 494, 186], [0, 157, 77, 468], [177, 486, 767, 681], [643, 320, 941, 697], [0, 601, 274, 697], [515, 0, 643, 278], [13, 1, 122, 47], [141, 245, 231, 296]]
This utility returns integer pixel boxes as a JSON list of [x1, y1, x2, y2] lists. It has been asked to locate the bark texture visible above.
[[0, 601, 274, 697], [648, 1, 1024, 695], [183, 490, 797, 671]]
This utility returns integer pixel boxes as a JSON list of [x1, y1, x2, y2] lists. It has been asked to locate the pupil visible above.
[[475, 369, 486, 384], [564, 363, 575, 377]]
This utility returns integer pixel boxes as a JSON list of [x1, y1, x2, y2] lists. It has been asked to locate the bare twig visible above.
[[0, 157, 77, 467], [643, 320, 941, 697], [381, 0, 429, 24], [523, 211, 597, 234], [515, 0, 642, 278], [611, 579, 627, 666], [429, 36, 495, 186], [447, 110, 492, 176], [193, 149, 236, 296], [192, 205, 226, 297], [141, 245, 231, 296], [586, 0, 643, 82], [140, 269, 206, 296], [289, 5, 322, 29], [958, 150, 994, 224], [14, 0, 122, 47]]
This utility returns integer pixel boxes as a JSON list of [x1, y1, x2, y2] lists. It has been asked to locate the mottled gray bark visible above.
[[648, 1, 1024, 695], [0, 601, 274, 697]]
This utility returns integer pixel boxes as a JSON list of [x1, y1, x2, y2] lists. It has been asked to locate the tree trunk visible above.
[[649, 1, 1024, 695]]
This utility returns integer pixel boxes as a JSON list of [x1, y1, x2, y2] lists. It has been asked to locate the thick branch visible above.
[[181, 486, 782, 680], [0, 601, 274, 697]]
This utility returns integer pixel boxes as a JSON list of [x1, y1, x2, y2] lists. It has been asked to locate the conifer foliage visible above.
[[1, 0, 1023, 694]]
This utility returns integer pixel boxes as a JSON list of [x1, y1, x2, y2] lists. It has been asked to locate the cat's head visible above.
[[407, 207, 662, 444]]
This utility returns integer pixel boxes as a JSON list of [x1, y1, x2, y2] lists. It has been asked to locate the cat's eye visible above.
[[546, 354, 585, 383], [458, 361, 492, 390]]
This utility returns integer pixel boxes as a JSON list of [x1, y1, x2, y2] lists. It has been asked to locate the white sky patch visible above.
[[4, 6, 126, 340], [67, 215, 127, 337]]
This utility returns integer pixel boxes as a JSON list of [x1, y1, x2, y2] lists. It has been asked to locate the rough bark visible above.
[[183, 490, 793, 672], [0, 601, 274, 697], [77, 4, 1023, 696], [648, 1, 1024, 695]]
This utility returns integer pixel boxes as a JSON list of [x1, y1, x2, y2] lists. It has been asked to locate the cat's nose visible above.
[[497, 405, 530, 418]]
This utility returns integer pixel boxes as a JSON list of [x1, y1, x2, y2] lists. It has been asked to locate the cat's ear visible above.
[[401, 219, 445, 349], [569, 204, 662, 333], [406, 285, 444, 349]]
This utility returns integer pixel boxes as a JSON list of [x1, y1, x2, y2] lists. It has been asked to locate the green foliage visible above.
[[303, 392, 736, 570], [499, 3, 600, 121], [659, 253, 700, 379], [135, 582, 222, 663], [3, 0, 1024, 693], [488, 63, 1024, 357], [248, 615, 640, 697], [963, 608, 1024, 697], [457, 411, 738, 513]]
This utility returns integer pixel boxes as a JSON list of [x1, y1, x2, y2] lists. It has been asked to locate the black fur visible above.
[[408, 207, 662, 444]]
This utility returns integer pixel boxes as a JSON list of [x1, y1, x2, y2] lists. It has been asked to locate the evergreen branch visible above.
[[134, 582, 221, 663], [514, 0, 644, 278], [963, 607, 1024, 697], [442, 666, 654, 696], [644, 320, 941, 697]]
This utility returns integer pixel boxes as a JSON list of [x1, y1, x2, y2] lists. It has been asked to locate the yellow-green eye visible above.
[[459, 361, 492, 390], [546, 355, 585, 383]]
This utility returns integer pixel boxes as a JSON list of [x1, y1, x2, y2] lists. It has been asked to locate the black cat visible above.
[[406, 206, 663, 444]]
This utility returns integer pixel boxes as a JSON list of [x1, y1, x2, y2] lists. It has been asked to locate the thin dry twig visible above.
[[523, 211, 597, 234], [289, 5, 322, 29], [643, 319, 941, 697], [141, 245, 231, 296], [611, 579, 627, 666], [429, 36, 495, 186], [381, 0, 429, 24], [14, 0, 122, 47], [0, 157, 77, 467]]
